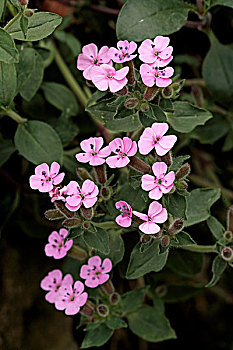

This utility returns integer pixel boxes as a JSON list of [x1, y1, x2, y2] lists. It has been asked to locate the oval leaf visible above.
[[0, 62, 17, 106], [0, 28, 19, 63]]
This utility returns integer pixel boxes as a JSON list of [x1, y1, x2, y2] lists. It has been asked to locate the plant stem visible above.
[[1, 107, 27, 124], [181, 244, 217, 253], [92, 221, 119, 229], [4, 11, 22, 31], [184, 79, 206, 87]]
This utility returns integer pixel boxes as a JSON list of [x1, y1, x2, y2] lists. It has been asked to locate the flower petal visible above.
[[152, 162, 167, 177], [116, 214, 132, 227], [133, 210, 148, 221], [102, 258, 112, 273], [149, 187, 163, 200], [141, 174, 156, 191], [151, 123, 168, 137], [82, 43, 98, 58], [153, 208, 168, 223], [154, 36, 170, 51], [139, 221, 160, 234], [88, 256, 102, 267], [148, 201, 163, 217]]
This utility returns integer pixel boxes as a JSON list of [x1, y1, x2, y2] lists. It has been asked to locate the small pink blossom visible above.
[[141, 162, 175, 200], [45, 228, 73, 259], [40, 269, 73, 303], [55, 281, 88, 315], [75, 137, 111, 166], [138, 122, 177, 156], [77, 43, 111, 80], [29, 162, 65, 193], [115, 201, 132, 227], [133, 201, 167, 234], [140, 64, 174, 88], [109, 40, 137, 63], [80, 256, 112, 288], [106, 137, 137, 168], [65, 179, 99, 212], [138, 36, 173, 67], [91, 64, 129, 93], [49, 185, 68, 203]]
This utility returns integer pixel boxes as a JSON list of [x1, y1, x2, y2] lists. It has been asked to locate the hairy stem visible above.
[[4, 11, 22, 31], [1, 107, 27, 124], [181, 244, 217, 253]]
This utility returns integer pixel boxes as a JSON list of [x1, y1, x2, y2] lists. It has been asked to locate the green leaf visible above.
[[0, 138, 15, 166], [83, 227, 109, 254], [16, 48, 44, 101], [191, 114, 228, 144], [54, 30, 81, 57], [116, 0, 190, 41], [127, 305, 176, 342], [126, 240, 168, 279], [81, 325, 113, 348], [20, 15, 29, 39], [0, 0, 7, 21], [0, 62, 17, 106], [8, 12, 62, 41], [122, 286, 149, 313], [140, 105, 166, 127], [166, 101, 212, 133], [162, 284, 201, 302], [14, 120, 63, 165], [108, 230, 125, 265], [206, 255, 227, 288], [202, 35, 233, 106], [0, 28, 19, 64], [222, 129, 233, 151], [117, 184, 148, 211], [41, 82, 78, 116], [54, 112, 79, 147], [185, 188, 221, 227], [169, 155, 190, 172], [164, 193, 187, 219], [207, 0, 233, 10], [106, 316, 127, 330], [167, 250, 203, 277], [207, 216, 225, 240], [170, 231, 196, 247]]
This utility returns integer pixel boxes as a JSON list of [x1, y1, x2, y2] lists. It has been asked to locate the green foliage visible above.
[[167, 250, 203, 277], [164, 193, 187, 219], [122, 286, 149, 313], [207, 0, 233, 10], [106, 316, 127, 330], [83, 227, 110, 254], [0, 28, 19, 63], [162, 284, 201, 302], [206, 255, 227, 287], [0, 0, 7, 21], [0, 62, 17, 106], [207, 216, 225, 240], [116, 0, 191, 41], [54, 30, 81, 57], [81, 325, 113, 348], [108, 230, 125, 266], [0, 138, 15, 166], [170, 231, 196, 247]]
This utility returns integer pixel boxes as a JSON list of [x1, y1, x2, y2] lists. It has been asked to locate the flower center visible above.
[[93, 58, 98, 65], [154, 51, 158, 56], [148, 216, 152, 222], [107, 75, 113, 79], [91, 152, 97, 156], [154, 137, 160, 144], [70, 296, 75, 301], [95, 271, 101, 275]]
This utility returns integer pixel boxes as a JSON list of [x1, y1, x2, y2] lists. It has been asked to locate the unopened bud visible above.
[[161, 86, 174, 99], [44, 209, 64, 221], [80, 207, 94, 220], [82, 221, 91, 230], [176, 163, 191, 180], [76, 167, 93, 181], [69, 245, 87, 260], [97, 304, 109, 317], [172, 79, 185, 92], [129, 156, 150, 174], [109, 292, 121, 305], [224, 231, 233, 242], [151, 230, 162, 239], [124, 97, 139, 109], [55, 201, 75, 218], [140, 234, 152, 244], [24, 8, 34, 17], [157, 151, 173, 167], [125, 60, 135, 85], [161, 235, 170, 247], [100, 280, 115, 295], [143, 86, 159, 101], [62, 217, 82, 228], [221, 246, 233, 261], [155, 284, 167, 298], [140, 102, 149, 113], [80, 301, 95, 317], [18, 0, 28, 5], [115, 86, 128, 96], [101, 186, 112, 200], [93, 164, 107, 185], [168, 218, 184, 235], [176, 181, 188, 190], [227, 206, 233, 232]]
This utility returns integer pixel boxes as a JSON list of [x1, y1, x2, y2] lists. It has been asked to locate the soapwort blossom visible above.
[[76, 137, 111, 166], [109, 40, 137, 63], [106, 137, 137, 168], [140, 64, 174, 88], [65, 180, 99, 212], [80, 256, 112, 288], [55, 281, 88, 315], [40, 269, 73, 303], [29, 162, 65, 193], [91, 64, 129, 93], [45, 228, 73, 259], [138, 36, 173, 66], [115, 201, 132, 227], [133, 201, 167, 234]]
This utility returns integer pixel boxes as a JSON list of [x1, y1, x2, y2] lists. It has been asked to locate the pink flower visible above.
[[109, 40, 137, 63], [40, 269, 73, 303], [45, 228, 73, 259], [133, 201, 167, 234], [91, 64, 129, 93], [138, 36, 173, 67], [138, 122, 177, 156], [106, 137, 137, 168], [80, 256, 112, 288], [55, 281, 88, 315], [140, 64, 174, 88], [65, 179, 99, 212], [115, 201, 132, 227], [49, 185, 68, 203], [141, 162, 175, 200], [77, 43, 111, 80], [75, 137, 111, 166], [29, 162, 65, 193]]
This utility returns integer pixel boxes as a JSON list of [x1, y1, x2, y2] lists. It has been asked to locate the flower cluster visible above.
[[77, 36, 174, 92]]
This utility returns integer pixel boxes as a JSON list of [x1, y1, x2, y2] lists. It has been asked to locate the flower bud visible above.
[[82, 221, 91, 230], [124, 97, 139, 109], [143, 86, 159, 101], [140, 234, 152, 244], [18, 0, 28, 5], [140, 102, 149, 113], [155, 284, 167, 298], [157, 152, 173, 167], [161, 235, 170, 247], [176, 163, 191, 180], [101, 186, 112, 201], [221, 246, 233, 261], [151, 230, 162, 239], [168, 218, 184, 235], [109, 292, 121, 305], [161, 87, 174, 99], [176, 181, 188, 190], [224, 231, 233, 242], [172, 79, 185, 92], [100, 280, 115, 295], [69, 245, 87, 260], [62, 217, 83, 228], [44, 209, 64, 221], [97, 304, 109, 317], [125, 60, 135, 85], [80, 207, 94, 220], [93, 164, 107, 185], [115, 86, 128, 96], [227, 206, 233, 232], [24, 9, 34, 17], [80, 301, 95, 317], [55, 201, 75, 218], [129, 156, 150, 174], [76, 167, 93, 181]]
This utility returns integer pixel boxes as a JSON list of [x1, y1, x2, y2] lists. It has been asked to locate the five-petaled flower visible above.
[[77, 43, 111, 80], [138, 36, 173, 67], [65, 180, 99, 212], [106, 137, 137, 168], [138, 122, 177, 156], [45, 228, 73, 259], [91, 64, 129, 93], [115, 201, 132, 227], [75, 137, 111, 166], [109, 40, 137, 63], [141, 162, 175, 200], [80, 256, 112, 288], [55, 280, 88, 315], [29, 162, 65, 193], [40, 269, 73, 303], [133, 201, 168, 234], [140, 64, 174, 88]]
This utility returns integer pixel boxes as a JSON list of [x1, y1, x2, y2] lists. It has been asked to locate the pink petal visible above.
[[80, 138, 94, 152], [39, 182, 53, 193], [139, 221, 160, 234], [106, 155, 120, 168], [109, 138, 124, 154], [154, 143, 170, 156], [45, 291, 58, 303], [45, 244, 56, 257], [66, 195, 82, 207], [159, 135, 177, 150], [161, 183, 174, 194], [98, 145, 111, 157], [77, 53, 93, 70], [65, 203, 80, 212], [85, 277, 99, 288], [89, 156, 105, 166], [128, 41, 137, 54], [94, 137, 104, 151], [148, 201, 163, 217], [50, 162, 60, 176], [156, 77, 172, 88], [151, 122, 169, 137], [138, 39, 155, 63], [159, 46, 173, 59], [73, 281, 85, 294], [156, 56, 173, 67], [35, 163, 49, 176], [54, 248, 68, 259], [80, 265, 90, 279], [66, 181, 79, 195], [83, 65, 95, 80], [83, 197, 97, 208], [65, 302, 80, 315], [141, 174, 156, 191], [63, 274, 73, 285], [55, 298, 69, 311], [109, 77, 127, 93], [133, 210, 148, 221], [159, 67, 174, 78], [82, 43, 98, 58], [163, 171, 175, 186], [49, 269, 63, 280], [117, 40, 126, 50], [107, 47, 118, 61], [98, 46, 110, 62], [153, 208, 168, 223], [149, 187, 163, 200], [81, 179, 95, 195], [152, 162, 167, 177], [29, 175, 42, 189], [115, 156, 130, 168], [76, 153, 92, 163], [140, 64, 155, 87], [102, 258, 112, 273], [114, 67, 129, 80], [92, 76, 109, 91], [99, 64, 116, 76], [64, 239, 73, 251], [138, 138, 154, 155], [116, 214, 131, 227], [154, 36, 170, 51], [76, 292, 88, 306], [97, 274, 109, 285], [53, 173, 65, 185], [48, 231, 60, 245], [88, 256, 102, 267]]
